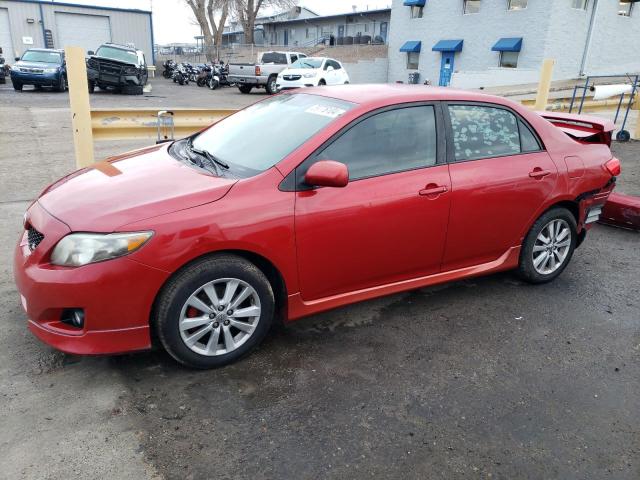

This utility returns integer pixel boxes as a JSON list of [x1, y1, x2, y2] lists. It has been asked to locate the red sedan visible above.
[[14, 85, 620, 368]]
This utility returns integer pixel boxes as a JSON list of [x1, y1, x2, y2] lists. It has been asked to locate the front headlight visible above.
[[50, 232, 153, 267], [10, 64, 20, 71], [303, 72, 316, 78], [44, 68, 58, 73]]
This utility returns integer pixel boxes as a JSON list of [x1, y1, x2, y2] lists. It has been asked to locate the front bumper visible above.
[[13, 202, 169, 355], [10, 70, 60, 86], [87, 68, 143, 86], [276, 77, 316, 90]]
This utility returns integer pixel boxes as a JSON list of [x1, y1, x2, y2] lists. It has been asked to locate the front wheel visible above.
[[154, 255, 275, 369], [12, 81, 23, 91], [88, 80, 95, 93], [517, 207, 577, 284], [208, 78, 219, 90], [56, 75, 66, 92]]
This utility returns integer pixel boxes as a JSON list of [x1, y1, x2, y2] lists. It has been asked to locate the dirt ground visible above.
[[0, 78, 639, 480]]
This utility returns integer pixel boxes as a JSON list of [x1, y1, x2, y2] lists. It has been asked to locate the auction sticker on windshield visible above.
[[305, 105, 347, 118]]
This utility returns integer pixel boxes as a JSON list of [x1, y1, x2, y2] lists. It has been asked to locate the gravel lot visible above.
[[1, 78, 639, 480]]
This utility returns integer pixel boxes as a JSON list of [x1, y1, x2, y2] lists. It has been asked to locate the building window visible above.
[[407, 51, 420, 69], [572, 0, 588, 9], [500, 51, 519, 68], [508, 0, 527, 10], [618, 1, 633, 16], [464, 0, 481, 14], [411, 6, 424, 18]]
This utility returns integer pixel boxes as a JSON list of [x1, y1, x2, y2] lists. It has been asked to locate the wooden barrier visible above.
[[65, 46, 94, 168], [534, 59, 555, 111]]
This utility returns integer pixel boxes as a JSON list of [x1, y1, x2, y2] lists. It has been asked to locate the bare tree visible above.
[[184, 0, 230, 61], [233, 0, 295, 45]]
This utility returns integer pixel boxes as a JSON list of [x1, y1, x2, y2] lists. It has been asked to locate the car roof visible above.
[[25, 48, 64, 53], [294, 83, 513, 108], [99, 43, 137, 52]]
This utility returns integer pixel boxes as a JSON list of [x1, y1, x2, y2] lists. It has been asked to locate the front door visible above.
[[380, 22, 388, 43], [294, 104, 451, 301], [442, 103, 558, 271], [439, 52, 455, 87], [338, 25, 345, 39]]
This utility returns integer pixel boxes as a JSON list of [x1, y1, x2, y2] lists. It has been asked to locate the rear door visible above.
[[442, 102, 558, 271], [293, 103, 451, 301]]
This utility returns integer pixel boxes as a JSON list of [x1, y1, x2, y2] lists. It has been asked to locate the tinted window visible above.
[[261, 52, 287, 64], [315, 106, 438, 181], [192, 94, 354, 176], [448, 105, 521, 161], [95, 46, 138, 64], [290, 54, 298, 63], [327, 60, 341, 70], [519, 120, 541, 152]]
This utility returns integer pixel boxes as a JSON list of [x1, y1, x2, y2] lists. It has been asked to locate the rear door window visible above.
[[447, 104, 541, 161], [261, 52, 287, 64]]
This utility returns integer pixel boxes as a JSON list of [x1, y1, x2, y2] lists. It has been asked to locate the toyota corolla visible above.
[[14, 85, 620, 368]]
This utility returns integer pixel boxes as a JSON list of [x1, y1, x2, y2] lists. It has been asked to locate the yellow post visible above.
[[634, 110, 640, 140], [534, 59, 556, 111], [65, 46, 94, 168]]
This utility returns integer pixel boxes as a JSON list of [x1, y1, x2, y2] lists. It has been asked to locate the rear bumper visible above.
[[228, 75, 264, 86], [599, 192, 640, 230], [577, 179, 616, 231]]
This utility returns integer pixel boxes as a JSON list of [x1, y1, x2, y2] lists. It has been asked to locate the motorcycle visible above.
[[209, 63, 235, 90], [162, 59, 176, 79], [196, 64, 212, 87], [172, 63, 190, 85]]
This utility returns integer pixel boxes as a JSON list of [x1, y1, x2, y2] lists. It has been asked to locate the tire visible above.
[[517, 207, 577, 284], [209, 79, 219, 90], [56, 75, 66, 92], [238, 84, 252, 94], [154, 254, 275, 369], [265, 75, 278, 94], [318, 79, 326, 86], [197, 77, 206, 87], [616, 130, 631, 142], [97, 83, 108, 91], [12, 81, 23, 91], [88, 80, 95, 93], [121, 85, 144, 95]]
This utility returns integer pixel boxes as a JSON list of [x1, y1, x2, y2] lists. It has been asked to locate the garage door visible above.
[[54, 12, 111, 53], [0, 9, 14, 60]]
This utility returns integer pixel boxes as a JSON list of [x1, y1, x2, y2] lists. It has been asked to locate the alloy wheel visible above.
[[532, 219, 572, 275], [179, 278, 261, 356]]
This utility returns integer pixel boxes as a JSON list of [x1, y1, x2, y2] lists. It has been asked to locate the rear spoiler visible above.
[[538, 111, 615, 147]]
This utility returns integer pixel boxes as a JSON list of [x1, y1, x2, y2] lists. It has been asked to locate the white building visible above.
[[0, 0, 154, 62], [388, 0, 640, 88]]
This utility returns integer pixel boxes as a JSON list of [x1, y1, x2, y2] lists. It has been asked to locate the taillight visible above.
[[605, 157, 621, 177], [255, 66, 262, 76]]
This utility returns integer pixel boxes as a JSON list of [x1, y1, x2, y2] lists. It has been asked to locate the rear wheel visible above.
[[154, 255, 275, 369], [517, 207, 577, 284], [238, 84, 253, 94], [265, 75, 278, 94]]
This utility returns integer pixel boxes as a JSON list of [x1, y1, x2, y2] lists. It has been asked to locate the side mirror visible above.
[[304, 160, 349, 188], [326, 66, 334, 72], [87, 50, 94, 56], [15, 57, 20, 62]]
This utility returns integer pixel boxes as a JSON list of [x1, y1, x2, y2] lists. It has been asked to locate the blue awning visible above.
[[400, 41, 422, 53], [432, 39, 464, 52], [403, 0, 426, 6], [492, 37, 523, 52]]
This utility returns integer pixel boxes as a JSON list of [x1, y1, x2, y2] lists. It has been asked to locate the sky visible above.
[[50, 0, 392, 44]]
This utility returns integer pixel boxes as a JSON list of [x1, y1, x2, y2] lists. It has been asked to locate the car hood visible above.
[[15, 61, 61, 69], [279, 68, 319, 76], [38, 144, 237, 232]]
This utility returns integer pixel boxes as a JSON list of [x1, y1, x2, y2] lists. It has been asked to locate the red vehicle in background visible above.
[[14, 85, 620, 368]]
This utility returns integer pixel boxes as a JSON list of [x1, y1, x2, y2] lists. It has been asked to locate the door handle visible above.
[[529, 169, 551, 179], [419, 185, 448, 196]]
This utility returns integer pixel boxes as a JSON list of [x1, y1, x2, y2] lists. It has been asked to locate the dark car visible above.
[[0, 47, 6, 84], [86, 43, 148, 95], [10, 48, 66, 91]]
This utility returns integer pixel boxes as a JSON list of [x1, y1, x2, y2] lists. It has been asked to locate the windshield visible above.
[[290, 58, 323, 69], [21, 50, 62, 64], [191, 93, 355, 176], [95, 46, 138, 64]]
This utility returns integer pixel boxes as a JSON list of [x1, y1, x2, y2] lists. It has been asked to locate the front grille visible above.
[[95, 60, 125, 75], [27, 227, 44, 251], [283, 75, 302, 81], [20, 67, 44, 74]]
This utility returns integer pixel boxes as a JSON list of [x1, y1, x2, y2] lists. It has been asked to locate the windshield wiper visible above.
[[186, 138, 230, 172]]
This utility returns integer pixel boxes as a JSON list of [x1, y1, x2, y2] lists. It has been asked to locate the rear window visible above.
[[21, 50, 62, 64], [261, 52, 287, 64]]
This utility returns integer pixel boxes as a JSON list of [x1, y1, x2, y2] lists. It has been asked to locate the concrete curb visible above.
[[599, 192, 640, 230]]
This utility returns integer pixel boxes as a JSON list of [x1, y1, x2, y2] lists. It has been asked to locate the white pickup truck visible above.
[[228, 51, 307, 95]]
